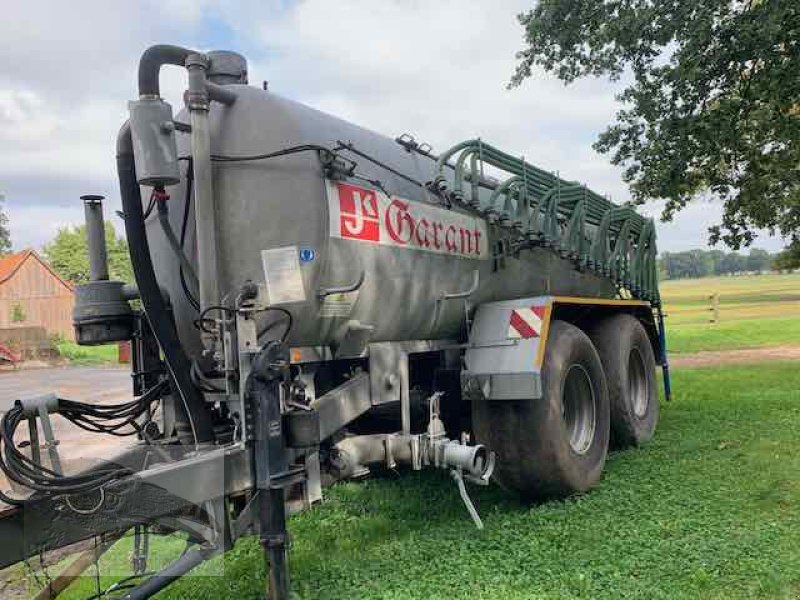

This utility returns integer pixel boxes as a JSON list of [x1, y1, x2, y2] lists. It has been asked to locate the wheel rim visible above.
[[628, 348, 649, 418], [561, 364, 596, 455]]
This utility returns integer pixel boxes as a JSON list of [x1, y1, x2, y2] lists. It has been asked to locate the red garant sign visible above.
[[327, 181, 488, 259]]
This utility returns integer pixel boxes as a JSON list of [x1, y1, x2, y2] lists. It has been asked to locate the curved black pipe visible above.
[[138, 44, 195, 97], [117, 123, 214, 444], [120, 547, 209, 600]]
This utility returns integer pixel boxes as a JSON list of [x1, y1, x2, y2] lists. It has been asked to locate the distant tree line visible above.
[[658, 249, 782, 280]]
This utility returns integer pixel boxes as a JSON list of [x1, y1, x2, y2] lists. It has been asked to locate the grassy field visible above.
[[43, 361, 799, 599], [660, 272, 800, 354], [54, 340, 119, 365]]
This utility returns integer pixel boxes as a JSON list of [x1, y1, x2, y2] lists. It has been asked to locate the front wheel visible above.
[[472, 319, 610, 501]]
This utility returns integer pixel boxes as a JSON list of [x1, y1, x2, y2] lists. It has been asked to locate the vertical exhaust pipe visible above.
[[73, 194, 134, 346], [81, 194, 109, 282]]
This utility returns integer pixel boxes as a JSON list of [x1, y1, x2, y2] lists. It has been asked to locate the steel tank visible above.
[[147, 85, 614, 356]]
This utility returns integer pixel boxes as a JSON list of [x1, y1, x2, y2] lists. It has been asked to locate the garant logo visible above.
[[329, 181, 488, 259], [337, 183, 380, 242], [385, 198, 483, 256]]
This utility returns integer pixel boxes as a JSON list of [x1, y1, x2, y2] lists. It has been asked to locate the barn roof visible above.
[[0, 249, 73, 290]]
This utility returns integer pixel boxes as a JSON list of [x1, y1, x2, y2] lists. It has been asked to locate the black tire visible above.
[[589, 314, 658, 448], [472, 320, 610, 501]]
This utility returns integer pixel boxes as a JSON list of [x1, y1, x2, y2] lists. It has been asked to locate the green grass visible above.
[[659, 272, 800, 352], [660, 272, 800, 326], [667, 317, 800, 354], [55, 362, 800, 599], [660, 272, 800, 305], [54, 340, 119, 365]]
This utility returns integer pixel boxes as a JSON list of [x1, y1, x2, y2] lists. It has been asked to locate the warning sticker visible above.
[[319, 291, 358, 318], [508, 306, 546, 339], [261, 246, 306, 305]]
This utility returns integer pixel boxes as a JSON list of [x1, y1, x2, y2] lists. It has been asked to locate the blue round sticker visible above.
[[299, 247, 316, 263]]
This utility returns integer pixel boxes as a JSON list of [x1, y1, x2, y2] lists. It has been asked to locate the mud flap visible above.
[[462, 297, 553, 401]]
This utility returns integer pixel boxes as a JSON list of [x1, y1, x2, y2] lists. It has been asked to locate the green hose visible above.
[[435, 139, 660, 304]]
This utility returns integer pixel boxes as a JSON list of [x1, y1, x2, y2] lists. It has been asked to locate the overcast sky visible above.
[[0, 0, 787, 253]]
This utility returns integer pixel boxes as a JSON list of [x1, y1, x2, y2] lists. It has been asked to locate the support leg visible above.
[[260, 488, 290, 600]]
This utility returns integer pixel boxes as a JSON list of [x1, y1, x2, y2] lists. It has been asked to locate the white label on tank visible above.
[[319, 291, 358, 318], [261, 246, 306, 304], [326, 181, 489, 259]]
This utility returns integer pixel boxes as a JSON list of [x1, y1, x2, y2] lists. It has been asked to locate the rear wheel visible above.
[[589, 314, 658, 448], [472, 320, 610, 501]]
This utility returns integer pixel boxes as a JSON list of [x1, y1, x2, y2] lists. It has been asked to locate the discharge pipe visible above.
[[332, 433, 494, 482]]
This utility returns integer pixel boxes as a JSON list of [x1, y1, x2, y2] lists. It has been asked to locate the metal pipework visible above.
[[331, 433, 494, 482], [186, 53, 221, 315], [82, 195, 108, 281], [138, 44, 194, 98], [116, 122, 214, 444], [332, 434, 413, 479], [133, 45, 238, 317]]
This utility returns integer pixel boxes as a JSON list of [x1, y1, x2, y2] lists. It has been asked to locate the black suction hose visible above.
[[138, 44, 195, 97], [117, 123, 214, 444], [119, 547, 209, 600]]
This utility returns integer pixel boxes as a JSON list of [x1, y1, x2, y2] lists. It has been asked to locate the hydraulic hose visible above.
[[117, 123, 214, 445]]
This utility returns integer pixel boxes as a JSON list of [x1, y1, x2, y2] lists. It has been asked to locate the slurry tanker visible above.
[[0, 45, 670, 599]]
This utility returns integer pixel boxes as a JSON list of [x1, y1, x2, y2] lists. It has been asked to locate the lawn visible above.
[[666, 317, 800, 354], [54, 340, 119, 365], [660, 272, 800, 325], [660, 272, 800, 353], [50, 361, 799, 599]]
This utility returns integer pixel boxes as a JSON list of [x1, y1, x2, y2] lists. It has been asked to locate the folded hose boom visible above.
[[432, 139, 660, 303]]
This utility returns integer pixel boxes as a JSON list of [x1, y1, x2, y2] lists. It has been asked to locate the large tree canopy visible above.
[[42, 222, 132, 285], [511, 0, 800, 249]]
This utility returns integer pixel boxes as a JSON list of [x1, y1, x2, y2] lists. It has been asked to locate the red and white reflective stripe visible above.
[[507, 306, 546, 339]]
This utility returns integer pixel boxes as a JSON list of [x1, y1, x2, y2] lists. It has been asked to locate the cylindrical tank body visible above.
[[147, 85, 614, 356]]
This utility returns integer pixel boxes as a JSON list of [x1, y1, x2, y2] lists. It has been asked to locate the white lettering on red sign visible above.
[[327, 181, 489, 259]]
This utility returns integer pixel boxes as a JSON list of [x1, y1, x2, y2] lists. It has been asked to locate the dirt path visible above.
[[670, 345, 800, 368]]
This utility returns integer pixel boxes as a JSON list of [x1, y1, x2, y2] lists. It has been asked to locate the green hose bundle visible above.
[[431, 139, 660, 304]]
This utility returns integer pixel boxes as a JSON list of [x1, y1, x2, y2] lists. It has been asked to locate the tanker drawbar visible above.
[[0, 44, 670, 599]]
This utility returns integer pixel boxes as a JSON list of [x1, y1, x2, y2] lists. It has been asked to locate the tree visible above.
[[658, 247, 775, 278], [511, 1, 800, 250], [0, 194, 11, 254], [772, 240, 800, 271], [746, 248, 771, 272], [707, 250, 725, 275], [42, 222, 132, 284]]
